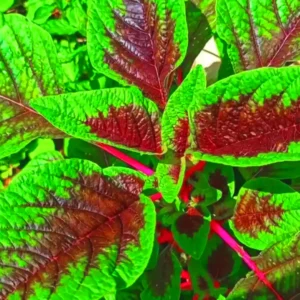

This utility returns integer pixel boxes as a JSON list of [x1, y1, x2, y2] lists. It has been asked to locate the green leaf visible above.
[[189, 234, 242, 298], [228, 233, 300, 299], [217, 0, 300, 72], [141, 247, 182, 300], [182, 2, 212, 76], [191, 0, 216, 30], [87, 0, 188, 108], [156, 155, 186, 203], [172, 207, 210, 259], [30, 87, 165, 154], [0, 0, 14, 12], [230, 177, 300, 250], [0, 14, 64, 159], [162, 65, 206, 156], [0, 159, 155, 298], [192, 162, 235, 219], [188, 66, 300, 167], [239, 161, 300, 181]]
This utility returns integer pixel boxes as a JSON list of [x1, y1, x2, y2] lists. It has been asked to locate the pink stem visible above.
[[97, 143, 154, 176], [211, 220, 282, 300], [98, 143, 281, 299]]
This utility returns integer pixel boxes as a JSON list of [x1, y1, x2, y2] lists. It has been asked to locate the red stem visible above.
[[97, 143, 281, 299]]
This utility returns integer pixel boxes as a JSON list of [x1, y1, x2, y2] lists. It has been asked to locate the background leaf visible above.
[[0, 14, 64, 159], [87, 0, 188, 108], [217, 0, 300, 72], [230, 177, 300, 250], [0, 159, 155, 298], [189, 66, 300, 166], [141, 247, 182, 300]]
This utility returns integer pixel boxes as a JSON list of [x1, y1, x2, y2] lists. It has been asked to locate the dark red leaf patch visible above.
[[86, 105, 162, 153]]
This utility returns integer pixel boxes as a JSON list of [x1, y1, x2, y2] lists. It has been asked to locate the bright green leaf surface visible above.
[[30, 87, 165, 154], [217, 0, 300, 72], [0, 159, 155, 299], [0, 14, 64, 159], [230, 177, 300, 250]]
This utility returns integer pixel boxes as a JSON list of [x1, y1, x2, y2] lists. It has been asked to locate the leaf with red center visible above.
[[31, 87, 165, 154], [228, 233, 300, 299], [172, 207, 210, 259], [188, 67, 300, 166], [141, 247, 181, 300], [189, 233, 245, 299], [217, 0, 300, 72], [87, 0, 188, 108], [155, 154, 186, 203], [230, 177, 300, 250], [0, 14, 65, 159], [162, 66, 206, 156], [0, 159, 155, 298]]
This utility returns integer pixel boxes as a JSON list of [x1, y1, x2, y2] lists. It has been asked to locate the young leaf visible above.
[[188, 67, 300, 167], [162, 65, 206, 156], [228, 233, 300, 299], [230, 177, 300, 250], [172, 207, 210, 259], [87, 0, 188, 108], [0, 159, 155, 298], [0, 14, 64, 159], [141, 247, 181, 300], [30, 88, 165, 154], [217, 0, 300, 72], [156, 155, 186, 203]]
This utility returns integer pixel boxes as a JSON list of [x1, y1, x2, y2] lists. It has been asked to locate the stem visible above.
[[97, 143, 154, 176], [98, 143, 281, 299], [211, 220, 282, 300]]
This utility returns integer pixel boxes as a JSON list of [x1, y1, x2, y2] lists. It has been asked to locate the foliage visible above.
[[0, 0, 299, 299]]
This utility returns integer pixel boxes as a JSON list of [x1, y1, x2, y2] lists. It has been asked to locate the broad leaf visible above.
[[0, 159, 155, 298], [31, 87, 165, 154], [156, 155, 186, 203], [87, 0, 188, 108], [230, 177, 300, 250], [228, 233, 300, 299], [189, 234, 243, 298], [239, 161, 300, 180], [162, 65, 206, 156], [217, 0, 300, 72], [141, 247, 181, 300], [172, 207, 210, 259], [189, 67, 300, 166], [0, 14, 64, 159]]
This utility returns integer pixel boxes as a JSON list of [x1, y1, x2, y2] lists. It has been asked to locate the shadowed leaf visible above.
[[230, 177, 300, 250], [228, 233, 300, 299], [141, 247, 181, 300], [0, 159, 155, 299], [31, 88, 165, 154], [0, 14, 65, 159], [217, 0, 300, 72], [189, 67, 300, 166], [172, 207, 210, 259], [87, 0, 188, 108]]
